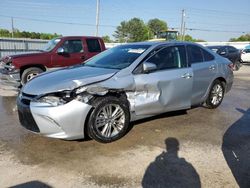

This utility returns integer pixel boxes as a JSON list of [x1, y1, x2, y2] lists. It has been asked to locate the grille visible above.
[[18, 92, 40, 133], [18, 107, 40, 133]]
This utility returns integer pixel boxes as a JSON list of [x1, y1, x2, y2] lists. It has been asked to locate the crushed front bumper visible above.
[[17, 96, 93, 140]]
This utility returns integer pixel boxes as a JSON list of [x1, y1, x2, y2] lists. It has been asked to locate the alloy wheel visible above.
[[95, 104, 125, 138], [27, 72, 39, 81], [210, 84, 223, 106]]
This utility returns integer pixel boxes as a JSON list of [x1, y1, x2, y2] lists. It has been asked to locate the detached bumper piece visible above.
[[0, 68, 20, 88]]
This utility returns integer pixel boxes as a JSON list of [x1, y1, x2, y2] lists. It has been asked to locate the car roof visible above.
[[121, 41, 203, 47], [57, 36, 102, 40], [207, 45, 223, 48]]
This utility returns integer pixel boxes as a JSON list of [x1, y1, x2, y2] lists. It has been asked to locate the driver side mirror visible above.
[[143, 62, 157, 73], [57, 47, 65, 54]]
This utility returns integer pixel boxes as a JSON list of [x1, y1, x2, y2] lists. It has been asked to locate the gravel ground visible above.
[[0, 65, 250, 188]]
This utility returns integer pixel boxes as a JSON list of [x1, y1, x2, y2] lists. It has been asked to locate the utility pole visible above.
[[95, 0, 100, 36], [183, 21, 186, 41], [11, 17, 14, 38], [180, 9, 185, 41]]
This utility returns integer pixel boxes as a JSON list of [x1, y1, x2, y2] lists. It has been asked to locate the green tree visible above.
[[177, 34, 206, 42], [0, 28, 61, 39], [113, 21, 129, 42], [229, 33, 250, 42], [113, 18, 150, 42], [147, 18, 168, 37], [102, 35, 112, 43], [0, 29, 11, 37]]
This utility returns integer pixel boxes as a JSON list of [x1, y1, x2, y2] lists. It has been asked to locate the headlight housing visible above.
[[35, 85, 108, 107], [35, 91, 72, 107], [37, 96, 67, 106]]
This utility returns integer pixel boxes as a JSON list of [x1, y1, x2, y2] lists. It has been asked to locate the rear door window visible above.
[[228, 46, 238, 53], [86, 39, 101, 52], [217, 47, 227, 55], [202, 49, 215, 61], [187, 45, 203, 64]]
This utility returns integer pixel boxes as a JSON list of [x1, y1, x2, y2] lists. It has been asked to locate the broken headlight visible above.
[[36, 91, 72, 107], [37, 96, 67, 106]]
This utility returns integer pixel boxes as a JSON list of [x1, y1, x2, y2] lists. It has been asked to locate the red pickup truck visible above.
[[0, 36, 106, 87]]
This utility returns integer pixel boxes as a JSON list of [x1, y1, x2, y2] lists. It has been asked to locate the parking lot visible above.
[[0, 65, 249, 187]]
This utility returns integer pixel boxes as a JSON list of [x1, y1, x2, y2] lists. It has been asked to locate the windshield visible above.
[[41, 38, 61, 52], [84, 44, 150, 70]]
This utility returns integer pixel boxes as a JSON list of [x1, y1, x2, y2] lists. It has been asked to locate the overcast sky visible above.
[[0, 0, 249, 41]]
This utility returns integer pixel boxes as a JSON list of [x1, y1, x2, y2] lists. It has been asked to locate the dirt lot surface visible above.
[[0, 65, 250, 188]]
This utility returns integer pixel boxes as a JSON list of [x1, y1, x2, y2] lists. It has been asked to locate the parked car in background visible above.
[[241, 48, 250, 63], [207, 45, 241, 70], [17, 41, 234, 143], [0, 36, 106, 87]]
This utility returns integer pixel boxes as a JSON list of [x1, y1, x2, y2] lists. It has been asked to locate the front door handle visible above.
[[181, 73, 193, 79], [81, 56, 85, 60], [209, 65, 216, 70]]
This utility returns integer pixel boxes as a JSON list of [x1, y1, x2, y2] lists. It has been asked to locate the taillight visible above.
[[228, 63, 234, 71]]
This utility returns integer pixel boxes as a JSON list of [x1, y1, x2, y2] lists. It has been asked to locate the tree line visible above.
[[1, 17, 249, 42], [0, 28, 61, 40], [229, 33, 250, 42]]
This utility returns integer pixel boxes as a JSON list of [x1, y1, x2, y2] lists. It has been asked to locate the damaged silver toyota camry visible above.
[[17, 42, 234, 143]]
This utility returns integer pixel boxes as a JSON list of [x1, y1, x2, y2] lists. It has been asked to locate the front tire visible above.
[[87, 96, 130, 143], [205, 80, 225, 109], [21, 67, 43, 85]]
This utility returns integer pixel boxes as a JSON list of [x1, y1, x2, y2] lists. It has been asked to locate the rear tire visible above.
[[234, 60, 241, 71], [21, 67, 43, 85], [87, 96, 130, 143], [205, 80, 225, 109]]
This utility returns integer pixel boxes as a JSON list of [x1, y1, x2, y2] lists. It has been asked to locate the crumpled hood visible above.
[[22, 66, 118, 95]]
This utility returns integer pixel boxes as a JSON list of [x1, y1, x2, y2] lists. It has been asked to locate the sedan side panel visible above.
[[133, 68, 193, 116], [191, 60, 218, 105]]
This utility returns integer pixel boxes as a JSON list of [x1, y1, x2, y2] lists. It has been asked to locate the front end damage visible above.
[[17, 76, 136, 140], [17, 70, 174, 139]]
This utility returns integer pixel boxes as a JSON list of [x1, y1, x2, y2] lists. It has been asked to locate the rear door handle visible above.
[[209, 65, 216, 70], [181, 73, 193, 79]]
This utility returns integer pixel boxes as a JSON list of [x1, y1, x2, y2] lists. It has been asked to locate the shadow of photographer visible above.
[[222, 108, 250, 188], [142, 137, 201, 188]]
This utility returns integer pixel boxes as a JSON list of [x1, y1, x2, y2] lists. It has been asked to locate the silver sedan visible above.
[[17, 42, 234, 143]]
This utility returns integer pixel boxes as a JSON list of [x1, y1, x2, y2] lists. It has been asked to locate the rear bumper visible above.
[[225, 72, 234, 93]]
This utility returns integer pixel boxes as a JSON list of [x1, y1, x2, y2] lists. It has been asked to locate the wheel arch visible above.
[[203, 76, 227, 102], [83, 91, 130, 139], [20, 64, 47, 77]]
